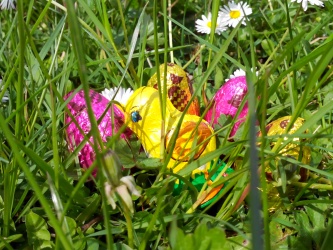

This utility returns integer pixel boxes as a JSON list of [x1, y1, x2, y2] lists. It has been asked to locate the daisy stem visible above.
[[116, 0, 129, 52], [119, 196, 135, 249], [203, 0, 220, 106], [268, 0, 273, 11], [158, 0, 168, 175], [285, 1, 296, 113], [100, 179, 115, 249], [168, 0, 174, 63], [183, 44, 205, 69]]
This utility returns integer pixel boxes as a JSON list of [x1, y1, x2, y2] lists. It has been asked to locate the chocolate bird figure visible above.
[[125, 86, 215, 175], [124, 86, 232, 208]]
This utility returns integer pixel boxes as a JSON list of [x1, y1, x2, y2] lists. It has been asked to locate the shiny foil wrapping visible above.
[[262, 183, 283, 213], [258, 116, 310, 177], [125, 86, 230, 207], [147, 63, 200, 115], [124, 86, 215, 175], [205, 76, 248, 136], [258, 116, 311, 211], [64, 89, 129, 173]]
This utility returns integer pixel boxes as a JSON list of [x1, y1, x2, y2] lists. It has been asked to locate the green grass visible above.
[[1, 0, 333, 249]]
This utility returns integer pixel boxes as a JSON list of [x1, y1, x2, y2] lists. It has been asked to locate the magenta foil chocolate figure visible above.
[[64, 89, 129, 174], [205, 76, 248, 137]]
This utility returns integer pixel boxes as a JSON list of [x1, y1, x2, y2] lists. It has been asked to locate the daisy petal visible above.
[[101, 87, 134, 107], [292, 0, 324, 11], [218, 1, 252, 28], [0, 0, 15, 10], [195, 12, 227, 35]]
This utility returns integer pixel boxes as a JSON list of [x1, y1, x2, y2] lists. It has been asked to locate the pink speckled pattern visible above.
[[64, 89, 129, 173], [205, 76, 248, 136], [230, 105, 248, 136]]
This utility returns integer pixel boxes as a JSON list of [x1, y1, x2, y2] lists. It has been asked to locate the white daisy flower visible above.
[[229, 68, 247, 79], [104, 176, 140, 213], [103, 150, 140, 213], [291, 0, 324, 11], [195, 12, 227, 35], [0, 79, 9, 103], [225, 68, 258, 81], [101, 87, 133, 107], [0, 0, 15, 10], [218, 1, 252, 28]]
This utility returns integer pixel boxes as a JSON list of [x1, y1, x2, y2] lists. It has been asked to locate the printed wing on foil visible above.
[[147, 63, 200, 116], [165, 120, 213, 163]]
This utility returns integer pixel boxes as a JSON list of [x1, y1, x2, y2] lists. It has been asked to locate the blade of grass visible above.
[[2, 0, 26, 238], [64, 1, 115, 249], [0, 112, 73, 248]]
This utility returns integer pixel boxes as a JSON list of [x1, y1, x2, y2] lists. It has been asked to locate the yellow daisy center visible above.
[[207, 21, 212, 28], [229, 10, 241, 19]]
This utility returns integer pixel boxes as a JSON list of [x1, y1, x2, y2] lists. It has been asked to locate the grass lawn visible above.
[[1, 0, 333, 249]]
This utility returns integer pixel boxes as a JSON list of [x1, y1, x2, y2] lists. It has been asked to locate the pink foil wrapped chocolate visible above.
[[64, 89, 129, 173], [205, 76, 248, 137]]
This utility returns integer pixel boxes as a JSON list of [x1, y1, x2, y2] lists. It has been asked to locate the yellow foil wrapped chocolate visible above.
[[147, 63, 200, 116], [258, 116, 310, 181], [125, 86, 215, 176]]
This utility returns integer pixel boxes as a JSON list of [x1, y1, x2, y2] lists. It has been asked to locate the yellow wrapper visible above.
[[259, 116, 311, 172], [258, 116, 311, 212], [147, 63, 200, 115], [259, 183, 286, 212], [125, 86, 216, 176], [258, 116, 310, 181]]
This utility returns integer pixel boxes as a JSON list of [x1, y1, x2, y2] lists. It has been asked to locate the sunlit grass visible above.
[[0, 0, 333, 249]]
